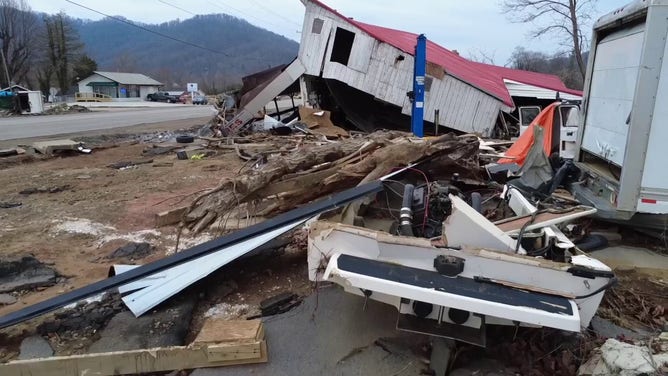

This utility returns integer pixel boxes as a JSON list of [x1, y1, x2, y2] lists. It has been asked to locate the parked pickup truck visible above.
[[146, 91, 181, 103]]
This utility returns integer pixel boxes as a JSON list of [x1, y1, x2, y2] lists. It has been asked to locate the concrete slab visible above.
[[191, 286, 429, 376], [590, 246, 668, 272], [32, 139, 79, 155], [0, 293, 17, 305], [18, 336, 53, 360]]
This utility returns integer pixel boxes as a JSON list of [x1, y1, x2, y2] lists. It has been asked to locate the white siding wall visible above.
[[300, 2, 504, 135], [77, 73, 114, 93]]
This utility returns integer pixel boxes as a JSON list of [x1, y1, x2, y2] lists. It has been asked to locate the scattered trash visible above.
[[107, 159, 154, 169], [0, 147, 23, 158], [77, 144, 92, 154], [107, 242, 154, 260], [176, 135, 195, 144], [248, 291, 302, 319], [142, 145, 181, 156], [578, 337, 668, 376], [0, 293, 17, 305], [42, 103, 90, 115], [204, 303, 251, 319], [19, 185, 70, 195], [0, 201, 21, 208], [0, 256, 58, 293]]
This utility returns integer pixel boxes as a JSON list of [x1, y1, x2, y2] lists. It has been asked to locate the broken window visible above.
[[560, 105, 580, 127], [330, 27, 355, 66], [312, 18, 324, 34], [425, 76, 434, 92], [519, 106, 541, 128]]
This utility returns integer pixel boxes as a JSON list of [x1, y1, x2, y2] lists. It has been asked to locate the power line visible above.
[[246, 0, 301, 27], [64, 0, 229, 56], [157, 0, 196, 16], [206, 0, 287, 31]]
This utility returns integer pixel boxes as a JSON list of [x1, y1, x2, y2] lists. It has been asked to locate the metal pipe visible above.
[[399, 184, 415, 236]]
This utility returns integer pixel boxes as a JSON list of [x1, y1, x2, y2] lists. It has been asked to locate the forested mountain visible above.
[[72, 14, 299, 92]]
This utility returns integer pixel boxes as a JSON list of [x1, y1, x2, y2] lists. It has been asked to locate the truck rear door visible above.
[[581, 23, 645, 167]]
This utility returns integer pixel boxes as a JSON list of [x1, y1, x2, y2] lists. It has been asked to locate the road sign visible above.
[[187, 83, 198, 92]]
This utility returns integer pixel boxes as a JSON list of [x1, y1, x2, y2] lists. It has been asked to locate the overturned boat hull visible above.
[[308, 219, 613, 346]]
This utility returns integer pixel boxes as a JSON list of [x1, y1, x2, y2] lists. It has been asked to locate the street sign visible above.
[[186, 83, 198, 92]]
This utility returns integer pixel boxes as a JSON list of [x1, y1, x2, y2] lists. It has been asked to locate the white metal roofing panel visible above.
[[504, 79, 581, 101], [113, 220, 305, 316]]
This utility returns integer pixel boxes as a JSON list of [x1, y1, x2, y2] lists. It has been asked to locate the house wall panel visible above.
[[301, 1, 504, 135]]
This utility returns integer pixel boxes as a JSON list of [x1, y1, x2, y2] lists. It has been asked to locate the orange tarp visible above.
[[499, 102, 559, 165]]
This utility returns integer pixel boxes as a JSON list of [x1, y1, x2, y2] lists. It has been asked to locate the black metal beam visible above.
[[0, 181, 383, 329]]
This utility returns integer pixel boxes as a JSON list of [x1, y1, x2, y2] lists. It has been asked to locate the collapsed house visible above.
[[222, 0, 582, 137]]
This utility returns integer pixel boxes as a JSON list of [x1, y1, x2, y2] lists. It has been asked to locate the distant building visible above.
[[1, 84, 30, 92], [77, 71, 162, 101]]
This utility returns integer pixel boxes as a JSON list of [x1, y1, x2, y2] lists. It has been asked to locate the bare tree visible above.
[[42, 13, 83, 94], [0, 0, 38, 87], [508, 47, 551, 73], [502, 0, 597, 80], [467, 48, 497, 65]]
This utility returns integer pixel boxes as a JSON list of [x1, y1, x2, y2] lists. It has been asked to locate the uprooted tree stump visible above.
[[179, 131, 481, 235]]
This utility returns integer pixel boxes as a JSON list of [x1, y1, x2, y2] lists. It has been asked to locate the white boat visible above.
[[307, 176, 614, 346]]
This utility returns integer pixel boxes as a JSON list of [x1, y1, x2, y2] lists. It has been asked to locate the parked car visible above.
[[193, 94, 208, 105], [146, 91, 181, 103]]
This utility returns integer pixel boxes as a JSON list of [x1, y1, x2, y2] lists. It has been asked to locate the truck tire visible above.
[[176, 135, 194, 144]]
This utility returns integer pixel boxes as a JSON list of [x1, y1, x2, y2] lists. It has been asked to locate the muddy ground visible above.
[[0, 132, 315, 359], [0, 128, 665, 374]]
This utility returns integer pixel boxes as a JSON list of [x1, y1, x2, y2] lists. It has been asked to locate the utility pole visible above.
[[411, 34, 426, 138]]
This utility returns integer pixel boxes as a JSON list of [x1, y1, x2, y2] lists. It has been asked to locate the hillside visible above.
[[73, 14, 300, 91]]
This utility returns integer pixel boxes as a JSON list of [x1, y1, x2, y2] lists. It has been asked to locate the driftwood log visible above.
[[181, 131, 480, 234]]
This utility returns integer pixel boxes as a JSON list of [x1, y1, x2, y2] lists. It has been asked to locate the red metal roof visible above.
[[308, 0, 582, 107]]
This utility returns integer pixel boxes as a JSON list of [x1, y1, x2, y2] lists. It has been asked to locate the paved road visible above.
[[0, 106, 215, 141]]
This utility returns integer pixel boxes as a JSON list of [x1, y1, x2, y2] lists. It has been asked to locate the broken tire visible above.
[[176, 135, 194, 144], [576, 234, 609, 252]]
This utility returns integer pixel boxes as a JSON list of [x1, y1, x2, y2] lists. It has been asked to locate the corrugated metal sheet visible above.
[[113, 221, 304, 316], [504, 80, 582, 101], [306, 0, 582, 105]]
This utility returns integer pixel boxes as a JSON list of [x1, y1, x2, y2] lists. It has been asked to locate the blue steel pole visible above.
[[411, 34, 427, 138]]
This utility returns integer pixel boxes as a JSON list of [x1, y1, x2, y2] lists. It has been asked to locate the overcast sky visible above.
[[29, 0, 629, 64]]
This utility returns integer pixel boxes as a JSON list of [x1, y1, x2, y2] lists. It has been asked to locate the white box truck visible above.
[[571, 0, 668, 230]]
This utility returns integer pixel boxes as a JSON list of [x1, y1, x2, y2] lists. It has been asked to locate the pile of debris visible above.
[[42, 104, 90, 115], [180, 130, 481, 234], [579, 334, 668, 375]]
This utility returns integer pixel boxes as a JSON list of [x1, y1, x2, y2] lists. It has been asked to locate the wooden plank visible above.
[[1, 320, 266, 376], [1, 341, 267, 376], [494, 208, 592, 233], [194, 319, 262, 344], [155, 206, 188, 227]]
